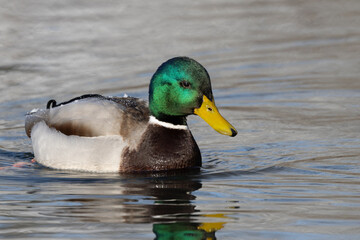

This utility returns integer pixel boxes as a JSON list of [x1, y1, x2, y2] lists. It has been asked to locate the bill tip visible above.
[[230, 128, 237, 137]]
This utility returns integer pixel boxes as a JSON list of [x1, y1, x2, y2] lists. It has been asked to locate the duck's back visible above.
[[25, 95, 150, 138]]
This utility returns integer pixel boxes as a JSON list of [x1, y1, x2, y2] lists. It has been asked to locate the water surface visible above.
[[1, 0, 360, 239]]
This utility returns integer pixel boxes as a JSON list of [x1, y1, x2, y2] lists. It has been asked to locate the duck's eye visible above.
[[180, 80, 191, 89]]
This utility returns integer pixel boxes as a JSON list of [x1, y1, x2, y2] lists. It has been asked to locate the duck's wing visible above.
[[25, 95, 150, 172], [25, 95, 150, 138]]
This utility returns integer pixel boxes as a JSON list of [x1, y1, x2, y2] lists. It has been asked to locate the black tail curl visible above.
[[46, 94, 104, 109]]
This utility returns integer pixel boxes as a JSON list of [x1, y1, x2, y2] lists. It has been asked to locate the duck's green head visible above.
[[149, 57, 237, 137]]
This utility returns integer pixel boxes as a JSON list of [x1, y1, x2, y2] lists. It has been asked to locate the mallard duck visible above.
[[25, 57, 237, 173]]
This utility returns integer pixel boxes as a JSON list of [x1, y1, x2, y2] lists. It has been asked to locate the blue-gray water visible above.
[[1, 0, 360, 239]]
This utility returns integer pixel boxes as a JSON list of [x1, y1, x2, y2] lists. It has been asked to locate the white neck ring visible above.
[[149, 116, 188, 130]]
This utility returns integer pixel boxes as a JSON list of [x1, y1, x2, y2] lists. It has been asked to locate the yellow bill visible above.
[[194, 95, 237, 137]]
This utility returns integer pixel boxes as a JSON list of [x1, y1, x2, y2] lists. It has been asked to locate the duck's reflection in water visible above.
[[60, 170, 227, 239]]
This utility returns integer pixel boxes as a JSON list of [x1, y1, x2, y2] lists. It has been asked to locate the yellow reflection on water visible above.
[[153, 213, 228, 240]]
